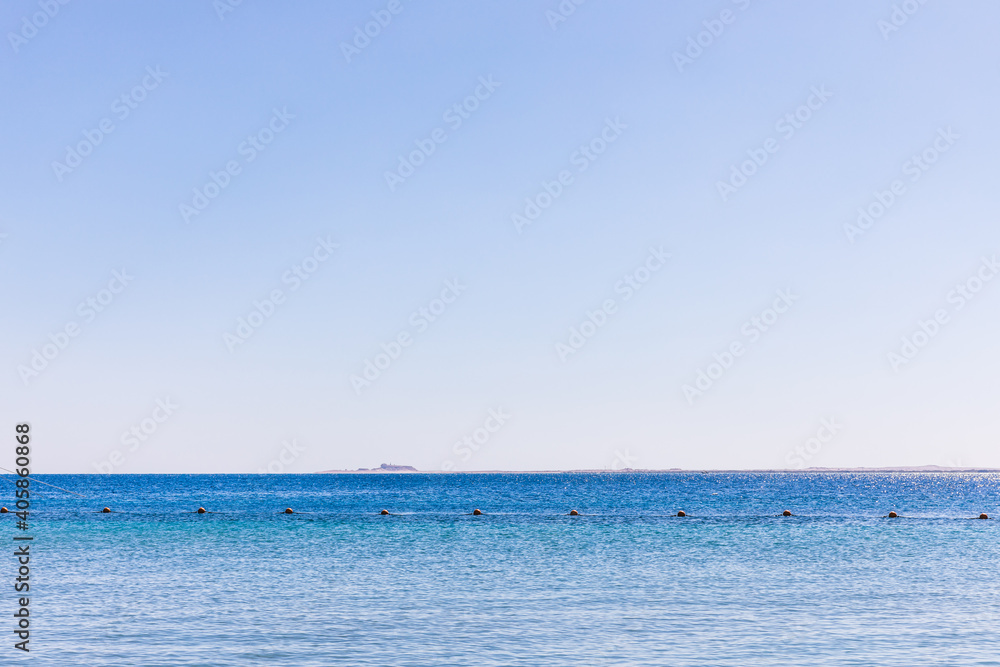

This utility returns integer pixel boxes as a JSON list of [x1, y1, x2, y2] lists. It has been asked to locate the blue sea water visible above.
[[7, 472, 1000, 666]]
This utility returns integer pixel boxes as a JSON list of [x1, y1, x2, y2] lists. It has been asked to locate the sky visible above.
[[2, 0, 999, 473]]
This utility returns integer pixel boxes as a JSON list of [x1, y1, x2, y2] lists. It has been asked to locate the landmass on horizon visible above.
[[315, 465, 1000, 473], [337, 463, 419, 472]]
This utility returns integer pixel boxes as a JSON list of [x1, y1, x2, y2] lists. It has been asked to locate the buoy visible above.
[[197, 507, 207, 514], [980, 513, 989, 520], [676, 511, 686, 517], [569, 510, 579, 516], [472, 509, 482, 515], [284, 508, 294, 514], [888, 511, 898, 518], [0, 507, 8, 513], [380, 509, 389, 515], [102, 507, 111, 513], [782, 510, 792, 516]]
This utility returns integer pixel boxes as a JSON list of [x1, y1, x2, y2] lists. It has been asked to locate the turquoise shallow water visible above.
[[8, 472, 1000, 666]]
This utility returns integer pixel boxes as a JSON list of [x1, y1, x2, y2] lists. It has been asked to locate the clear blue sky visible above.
[[2, 1, 999, 473]]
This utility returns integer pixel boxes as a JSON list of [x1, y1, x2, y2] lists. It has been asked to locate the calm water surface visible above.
[[10, 473, 1000, 666]]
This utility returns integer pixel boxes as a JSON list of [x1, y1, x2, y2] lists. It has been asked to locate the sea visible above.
[[9, 472, 1000, 666]]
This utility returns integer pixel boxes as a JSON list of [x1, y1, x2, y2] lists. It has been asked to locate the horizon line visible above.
[[11, 466, 1000, 475]]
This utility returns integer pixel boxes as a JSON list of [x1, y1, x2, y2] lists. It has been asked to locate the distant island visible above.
[[315, 465, 999, 474], [318, 463, 418, 473]]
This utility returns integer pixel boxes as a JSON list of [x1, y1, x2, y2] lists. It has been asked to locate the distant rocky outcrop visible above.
[[318, 463, 418, 473], [375, 463, 417, 471], [349, 463, 417, 472]]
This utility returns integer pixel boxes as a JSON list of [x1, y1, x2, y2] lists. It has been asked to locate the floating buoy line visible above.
[[0, 474, 991, 523], [0, 506, 991, 519], [0, 505, 991, 519]]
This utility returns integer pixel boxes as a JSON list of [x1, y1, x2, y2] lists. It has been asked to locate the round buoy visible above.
[[782, 510, 792, 517], [197, 507, 207, 514], [888, 511, 898, 518], [569, 510, 579, 516], [979, 513, 989, 520], [284, 508, 294, 514], [380, 509, 389, 515], [472, 509, 482, 515], [676, 511, 686, 517], [102, 507, 111, 513], [0, 507, 8, 513]]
